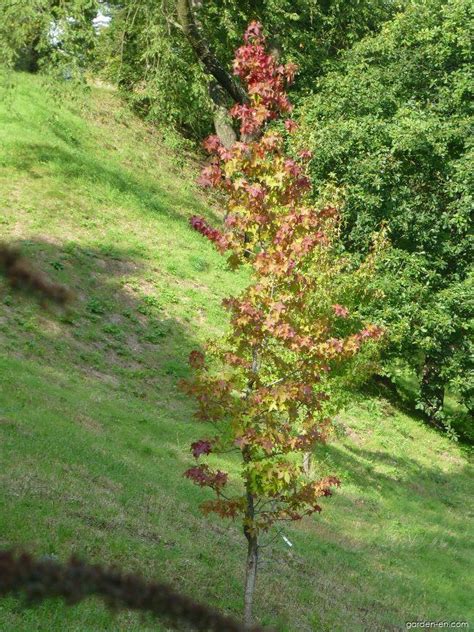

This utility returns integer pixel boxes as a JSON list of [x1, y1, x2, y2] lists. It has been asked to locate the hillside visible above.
[[0, 73, 472, 631]]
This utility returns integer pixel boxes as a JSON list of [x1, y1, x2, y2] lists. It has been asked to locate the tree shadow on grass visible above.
[[0, 237, 209, 552], [2, 240, 470, 630], [364, 375, 424, 421], [254, 438, 474, 630], [2, 88, 222, 226], [0, 237, 198, 408], [312, 440, 473, 575], [322, 442, 471, 514], [364, 375, 473, 446], [0, 237, 250, 630], [3, 142, 204, 224]]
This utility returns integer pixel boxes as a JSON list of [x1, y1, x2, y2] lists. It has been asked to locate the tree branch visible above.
[[175, 0, 247, 105]]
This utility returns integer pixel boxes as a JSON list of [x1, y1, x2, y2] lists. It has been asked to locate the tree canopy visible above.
[[99, 0, 403, 136], [0, 0, 98, 77], [298, 0, 473, 428]]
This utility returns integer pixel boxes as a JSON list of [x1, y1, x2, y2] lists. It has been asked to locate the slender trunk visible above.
[[241, 348, 261, 627], [27, 33, 42, 73], [243, 492, 258, 629], [420, 355, 445, 426]]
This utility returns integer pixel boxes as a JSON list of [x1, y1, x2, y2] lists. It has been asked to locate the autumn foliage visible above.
[[183, 23, 382, 535]]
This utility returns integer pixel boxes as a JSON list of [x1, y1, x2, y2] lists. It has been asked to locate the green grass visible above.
[[0, 72, 472, 632]]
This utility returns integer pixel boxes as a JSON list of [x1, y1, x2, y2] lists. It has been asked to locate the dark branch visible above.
[[176, 0, 247, 106], [0, 243, 71, 305], [0, 549, 270, 632]]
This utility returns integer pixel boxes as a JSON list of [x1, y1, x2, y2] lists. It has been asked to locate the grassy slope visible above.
[[0, 73, 472, 632]]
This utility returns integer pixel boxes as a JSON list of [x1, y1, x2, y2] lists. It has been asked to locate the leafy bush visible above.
[[298, 0, 473, 424], [99, 0, 403, 136]]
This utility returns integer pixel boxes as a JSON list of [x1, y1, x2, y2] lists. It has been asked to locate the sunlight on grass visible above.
[[0, 73, 472, 631]]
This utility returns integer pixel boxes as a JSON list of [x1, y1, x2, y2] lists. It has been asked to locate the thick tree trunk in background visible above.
[[420, 356, 445, 426], [243, 492, 258, 629], [213, 103, 237, 148], [302, 451, 312, 475], [176, 0, 247, 105], [176, 0, 282, 145], [176, 0, 244, 145], [209, 81, 237, 148]]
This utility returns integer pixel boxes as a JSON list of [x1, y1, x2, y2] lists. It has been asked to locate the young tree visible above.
[[182, 22, 383, 626]]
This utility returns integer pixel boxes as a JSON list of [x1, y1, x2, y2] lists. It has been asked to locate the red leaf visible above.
[[190, 439, 213, 458], [332, 304, 350, 318]]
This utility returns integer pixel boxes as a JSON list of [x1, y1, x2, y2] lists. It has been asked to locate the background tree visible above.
[[99, 0, 404, 139], [297, 0, 473, 433], [0, 0, 98, 78], [183, 23, 383, 626]]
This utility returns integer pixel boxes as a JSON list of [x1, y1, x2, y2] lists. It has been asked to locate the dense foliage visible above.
[[183, 23, 383, 624], [0, 0, 98, 78], [98, 0, 403, 136], [298, 0, 473, 426]]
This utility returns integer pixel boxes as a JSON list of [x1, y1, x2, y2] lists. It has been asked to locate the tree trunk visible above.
[[243, 493, 258, 629], [176, 0, 242, 145], [302, 451, 311, 475], [209, 81, 237, 148], [176, 0, 247, 105], [213, 103, 237, 148], [420, 356, 445, 426], [241, 350, 261, 627], [15, 32, 42, 73]]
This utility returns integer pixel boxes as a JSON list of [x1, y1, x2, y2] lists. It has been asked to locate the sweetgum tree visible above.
[[182, 23, 383, 626]]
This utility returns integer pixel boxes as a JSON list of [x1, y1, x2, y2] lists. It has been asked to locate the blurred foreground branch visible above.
[[0, 549, 268, 631], [0, 242, 71, 305]]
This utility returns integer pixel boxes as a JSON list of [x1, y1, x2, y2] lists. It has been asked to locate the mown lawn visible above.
[[0, 72, 472, 631]]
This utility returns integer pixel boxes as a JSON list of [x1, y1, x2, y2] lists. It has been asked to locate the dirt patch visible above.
[[0, 417, 34, 437], [86, 368, 120, 387], [439, 450, 464, 466], [73, 413, 103, 434], [341, 422, 363, 445]]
